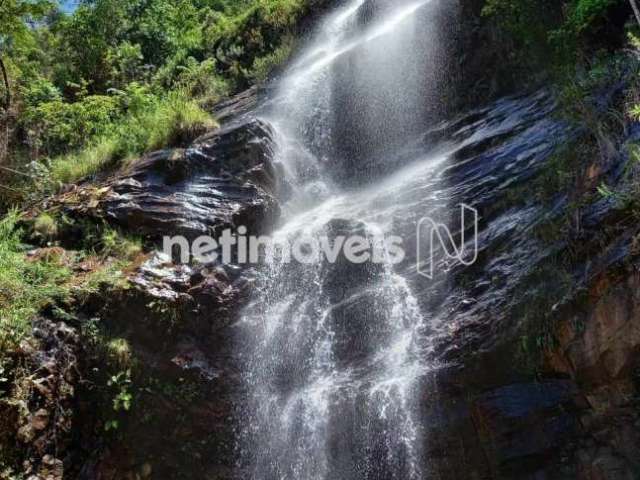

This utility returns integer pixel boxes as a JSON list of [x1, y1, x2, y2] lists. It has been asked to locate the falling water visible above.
[[237, 0, 451, 478]]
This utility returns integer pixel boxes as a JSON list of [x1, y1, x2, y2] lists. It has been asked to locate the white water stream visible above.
[[237, 1, 448, 478]]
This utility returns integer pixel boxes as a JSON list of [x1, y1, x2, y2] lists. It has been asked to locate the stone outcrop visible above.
[[71, 254, 249, 480], [9, 20, 640, 478], [0, 318, 79, 480], [7, 88, 281, 480], [61, 83, 640, 480], [61, 92, 280, 479], [43, 91, 280, 243], [413, 78, 640, 479], [100, 119, 280, 240]]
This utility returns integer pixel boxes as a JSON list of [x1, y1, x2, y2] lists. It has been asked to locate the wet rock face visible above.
[[45, 109, 282, 246], [1, 318, 79, 480], [69, 255, 253, 480], [100, 118, 281, 241], [20, 80, 640, 480], [545, 270, 640, 479], [414, 82, 640, 478], [550, 272, 640, 387], [321, 219, 390, 366], [471, 381, 579, 476], [419, 375, 581, 480], [20, 90, 281, 480], [109, 252, 253, 344]]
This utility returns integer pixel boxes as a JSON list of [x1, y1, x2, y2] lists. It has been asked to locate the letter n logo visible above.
[[416, 204, 479, 279]]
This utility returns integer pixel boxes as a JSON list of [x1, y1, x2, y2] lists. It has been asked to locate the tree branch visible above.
[[0, 55, 9, 112], [631, 0, 640, 29]]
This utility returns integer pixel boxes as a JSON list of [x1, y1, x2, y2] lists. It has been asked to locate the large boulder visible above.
[[44, 113, 281, 244], [71, 253, 249, 480], [100, 118, 281, 241]]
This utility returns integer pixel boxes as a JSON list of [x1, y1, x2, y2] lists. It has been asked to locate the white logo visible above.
[[416, 204, 479, 279], [161, 205, 479, 277]]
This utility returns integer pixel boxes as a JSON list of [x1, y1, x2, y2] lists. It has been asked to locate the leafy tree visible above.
[[0, 0, 52, 111], [0, 0, 307, 193], [53, 0, 131, 93]]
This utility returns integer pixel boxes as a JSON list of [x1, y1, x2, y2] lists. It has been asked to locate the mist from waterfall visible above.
[[236, 1, 450, 478]]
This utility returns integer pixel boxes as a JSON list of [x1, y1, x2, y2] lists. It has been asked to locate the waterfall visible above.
[[237, 1, 452, 478]]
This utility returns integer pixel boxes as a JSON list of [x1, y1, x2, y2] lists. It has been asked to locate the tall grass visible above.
[[50, 92, 217, 185], [0, 212, 71, 351], [0, 214, 144, 353]]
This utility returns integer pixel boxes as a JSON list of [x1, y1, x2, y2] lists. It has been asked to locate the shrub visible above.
[[20, 78, 62, 107], [50, 90, 216, 184], [482, 0, 624, 67], [173, 57, 231, 104], [105, 338, 133, 369], [206, 0, 308, 86], [99, 228, 142, 260], [106, 41, 145, 88], [0, 212, 71, 352], [567, 0, 617, 33], [22, 94, 121, 157]]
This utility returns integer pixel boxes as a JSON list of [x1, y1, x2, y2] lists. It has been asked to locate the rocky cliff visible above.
[[3, 1, 640, 479]]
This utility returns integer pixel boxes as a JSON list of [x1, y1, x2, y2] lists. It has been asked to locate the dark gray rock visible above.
[[100, 118, 281, 241]]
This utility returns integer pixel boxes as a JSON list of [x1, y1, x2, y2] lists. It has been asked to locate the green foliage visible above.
[[3, 0, 307, 202], [99, 228, 143, 261], [171, 57, 231, 104], [481, 0, 557, 47], [50, 89, 215, 184], [78, 318, 138, 433], [0, 211, 146, 355], [482, 0, 619, 35], [105, 338, 133, 369], [134, 0, 203, 67], [104, 368, 134, 432], [106, 41, 144, 88], [33, 212, 58, 239], [19, 78, 61, 106], [22, 94, 120, 155], [248, 34, 295, 83], [567, 0, 618, 33], [482, 0, 628, 69], [205, 0, 308, 85], [0, 0, 53, 47], [0, 212, 71, 352], [108, 369, 133, 412], [597, 182, 616, 198]]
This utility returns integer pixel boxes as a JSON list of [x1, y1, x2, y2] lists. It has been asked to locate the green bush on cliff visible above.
[[0, 212, 71, 352], [207, 0, 306, 85], [248, 35, 296, 83], [0, 209, 146, 353], [482, 0, 629, 67], [50, 88, 216, 184], [482, 0, 619, 35], [21, 92, 121, 157], [567, 0, 619, 32]]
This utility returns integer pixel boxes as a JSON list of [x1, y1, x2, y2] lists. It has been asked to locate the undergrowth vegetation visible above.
[[477, 1, 640, 373], [49, 88, 215, 184], [0, 211, 141, 354], [0, 212, 71, 352], [1, 0, 316, 205], [480, 0, 640, 92]]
